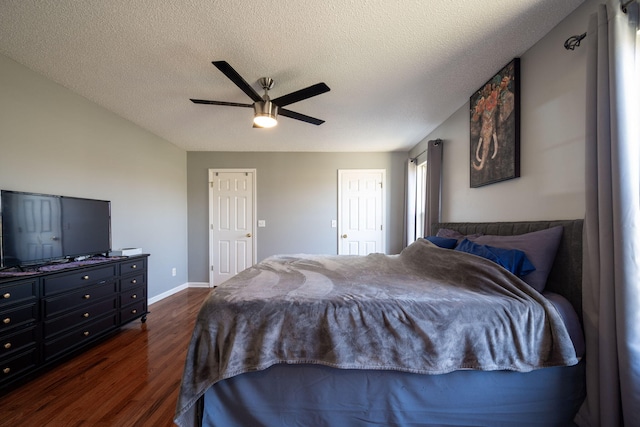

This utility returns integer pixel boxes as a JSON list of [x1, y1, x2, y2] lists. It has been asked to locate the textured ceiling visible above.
[[0, 0, 584, 152]]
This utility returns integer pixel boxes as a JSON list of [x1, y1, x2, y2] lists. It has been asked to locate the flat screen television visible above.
[[0, 190, 111, 268]]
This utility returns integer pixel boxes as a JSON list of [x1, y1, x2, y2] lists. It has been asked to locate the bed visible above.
[[174, 220, 586, 427]]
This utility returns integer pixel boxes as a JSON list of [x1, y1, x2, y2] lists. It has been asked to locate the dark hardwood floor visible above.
[[1, 287, 211, 427]]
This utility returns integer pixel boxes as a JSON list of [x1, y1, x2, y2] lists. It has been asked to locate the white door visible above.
[[338, 169, 385, 255], [209, 169, 256, 286]]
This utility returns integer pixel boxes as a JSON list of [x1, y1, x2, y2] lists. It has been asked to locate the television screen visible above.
[[0, 190, 111, 267]]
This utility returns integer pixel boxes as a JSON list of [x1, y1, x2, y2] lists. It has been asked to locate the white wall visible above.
[[0, 54, 188, 299], [416, 0, 597, 222]]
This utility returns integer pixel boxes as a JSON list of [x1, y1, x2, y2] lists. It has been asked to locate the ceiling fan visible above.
[[190, 61, 330, 128]]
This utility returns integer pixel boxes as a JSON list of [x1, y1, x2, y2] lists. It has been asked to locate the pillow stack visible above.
[[426, 226, 564, 292]]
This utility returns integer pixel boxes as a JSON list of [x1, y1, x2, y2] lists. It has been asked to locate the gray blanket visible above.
[[174, 239, 578, 426]]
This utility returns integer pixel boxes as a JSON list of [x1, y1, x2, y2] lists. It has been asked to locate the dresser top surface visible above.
[[0, 254, 149, 284]]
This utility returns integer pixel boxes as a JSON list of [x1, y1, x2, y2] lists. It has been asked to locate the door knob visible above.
[[341, 234, 348, 238], [246, 233, 252, 238]]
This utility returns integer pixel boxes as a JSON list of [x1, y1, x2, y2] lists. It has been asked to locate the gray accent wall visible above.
[[0, 54, 189, 300], [413, 0, 597, 223], [187, 152, 407, 283]]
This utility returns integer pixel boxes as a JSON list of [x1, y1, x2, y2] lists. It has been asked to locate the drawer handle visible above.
[[83, 312, 90, 318], [131, 264, 137, 269], [2, 318, 10, 324], [2, 292, 10, 299], [131, 309, 137, 314], [3, 367, 10, 375], [83, 294, 91, 300], [3, 342, 11, 350], [131, 279, 137, 284], [82, 275, 90, 280], [83, 331, 90, 337], [131, 294, 137, 299]]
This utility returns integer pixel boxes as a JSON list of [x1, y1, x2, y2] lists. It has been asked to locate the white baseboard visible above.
[[148, 283, 188, 305], [148, 282, 212, 306], [187, 281, 211, 288]]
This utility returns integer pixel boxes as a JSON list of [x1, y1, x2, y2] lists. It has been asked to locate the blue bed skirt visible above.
[[202, 361, 585, 427]]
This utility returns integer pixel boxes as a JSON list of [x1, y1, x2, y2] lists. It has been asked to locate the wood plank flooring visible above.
[[0, 288, 211, 427]]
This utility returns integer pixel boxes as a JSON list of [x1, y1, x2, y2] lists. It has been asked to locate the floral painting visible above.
[[469, 58, 520, 187]]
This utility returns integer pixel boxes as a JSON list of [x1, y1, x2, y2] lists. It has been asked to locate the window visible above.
[[414, 161, 427, 240], [406, 140, 441, 247]]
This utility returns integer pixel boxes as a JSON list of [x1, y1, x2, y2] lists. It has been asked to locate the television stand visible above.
[[0, 254, 149, 394]]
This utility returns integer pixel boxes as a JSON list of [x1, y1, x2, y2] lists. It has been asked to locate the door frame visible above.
[[337, 169, 386, 255], [208, 168, 257, 287]]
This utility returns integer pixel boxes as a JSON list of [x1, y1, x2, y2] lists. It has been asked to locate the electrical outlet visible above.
[[172, 267, 176, 277]]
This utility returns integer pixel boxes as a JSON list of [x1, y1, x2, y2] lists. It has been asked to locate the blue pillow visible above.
[[425, 236, 458, 249], [454, 239, 536, 277]]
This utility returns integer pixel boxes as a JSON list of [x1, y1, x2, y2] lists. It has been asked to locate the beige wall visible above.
[[0, 54, 188, 299], [414, 0, 597, 222]]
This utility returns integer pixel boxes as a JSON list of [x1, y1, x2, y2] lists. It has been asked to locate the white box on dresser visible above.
[[109, 248, 142, 256]]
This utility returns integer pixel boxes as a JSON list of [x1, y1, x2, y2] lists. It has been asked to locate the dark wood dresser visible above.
[[0, 254, 149, 394]]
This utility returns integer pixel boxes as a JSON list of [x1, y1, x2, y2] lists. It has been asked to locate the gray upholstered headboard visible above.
[[431, 220, 584, 322]]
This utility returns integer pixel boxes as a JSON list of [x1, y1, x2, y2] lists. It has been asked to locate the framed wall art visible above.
[[469, 58, 520, 188]]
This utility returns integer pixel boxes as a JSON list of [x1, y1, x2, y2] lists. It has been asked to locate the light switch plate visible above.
[[258, 220, 266, 227]]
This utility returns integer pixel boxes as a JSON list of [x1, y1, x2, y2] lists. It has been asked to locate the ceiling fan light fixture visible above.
[[253, 100, 278, 128]]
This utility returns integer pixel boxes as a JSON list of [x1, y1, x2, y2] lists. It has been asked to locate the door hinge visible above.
[[210, 224, 214, 230], [380, 225, 383, 230], [379, 181, 382, 188], [210, 181, 214, 188]]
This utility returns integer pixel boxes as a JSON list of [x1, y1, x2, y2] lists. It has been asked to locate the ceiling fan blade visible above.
[[279, 108, 325, 125], [271, 83, 330, 107], [190, 99, 253, 108], [212, 61, 263, 103]]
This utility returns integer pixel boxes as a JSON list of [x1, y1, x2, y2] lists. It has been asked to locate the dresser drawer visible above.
[[1, 348, 37, 384], [43, 313, 118, 361], [42, 265, 117, 296], [120, 286, 146, 307], [43, 282, 117, 318], [0, 303, 37, 334], [120, 272, 146, 291], [0, 326, 37, 358], [44, 297, 117, 339], [120, 258, 146, 275], [120, 299, 146, 324], [0, 279, 37, 308]]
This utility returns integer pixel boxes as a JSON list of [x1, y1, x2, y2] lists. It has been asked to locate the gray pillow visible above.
[[468, 226, 563, 292]]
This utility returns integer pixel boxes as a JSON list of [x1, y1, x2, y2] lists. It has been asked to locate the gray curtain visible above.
[[423, 139, 443, 236], [577, 1, 640, 426]]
